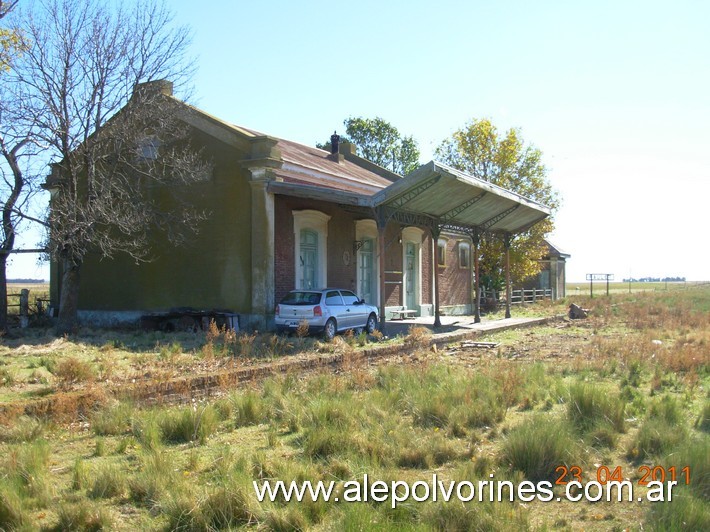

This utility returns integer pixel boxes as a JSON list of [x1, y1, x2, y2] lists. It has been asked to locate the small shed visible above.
[[536, 240, 570, 300]]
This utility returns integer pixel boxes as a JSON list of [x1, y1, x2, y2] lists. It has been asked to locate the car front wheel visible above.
[[324, 318, 337, 341], [366, 313, 378, 334]]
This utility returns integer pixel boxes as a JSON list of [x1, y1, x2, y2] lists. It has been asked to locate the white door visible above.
[[405, 242, 417, 310], [358, 238, 376, 305], [300, 229, 318, 289]]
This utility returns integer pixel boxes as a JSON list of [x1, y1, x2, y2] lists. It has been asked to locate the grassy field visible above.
[[566, 280, 708, 295], [0, 287, 708, 530]]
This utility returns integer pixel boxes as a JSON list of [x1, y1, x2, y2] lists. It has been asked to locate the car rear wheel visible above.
[[324, 318, 337, 341], [366, 313, 378, 334]]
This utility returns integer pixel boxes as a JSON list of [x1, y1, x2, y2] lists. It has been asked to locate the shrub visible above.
[[696, 400, 710, 432], [648, 395, 684, 425], [0, 416, 45, 443], [500, 417, 576, 483], [159, 405, 220, 445], [88, 464, 126, 499], [263, 506, 309, 532], [233, 391, 269, 427], [567, 382, 626, 434], [129, 451, 178, 508], [54, 356, 95, 388], [0, 485, 29, 530], [648, 490, 710, 531], [131, 413, 162, 451], [53, 500, 114, 531], [663, 438, 709, 500], [404, 325, 432, 348], [164, 480, 255, 531], [4, 440, 53, 503], [0, 367, 15, 387], [628, 417, 686, 462], [91, 402, 133, 436], [71, 459, 87, 491]]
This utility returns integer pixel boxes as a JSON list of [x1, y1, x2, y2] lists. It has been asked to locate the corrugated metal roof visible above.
[[237, 127, 395, 194], [178, 99, 549, 235], [371, 161, 550, 235]]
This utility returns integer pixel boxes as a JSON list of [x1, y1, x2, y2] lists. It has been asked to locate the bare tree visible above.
[[12, 0, 209, 334], [1, 0, 45, 332]]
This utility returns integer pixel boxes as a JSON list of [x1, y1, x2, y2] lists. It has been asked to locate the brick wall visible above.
[[438, 235, 472, 306]]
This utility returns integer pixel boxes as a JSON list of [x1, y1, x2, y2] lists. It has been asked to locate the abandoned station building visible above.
[[49, 81, 553, 331]]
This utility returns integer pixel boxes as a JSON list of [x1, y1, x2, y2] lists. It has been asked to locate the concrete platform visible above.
[[382, 314, 560, 342]]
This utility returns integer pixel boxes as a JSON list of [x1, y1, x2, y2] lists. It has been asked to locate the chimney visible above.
[[330, 131, 340, 154], [133, 79, 174, 99]]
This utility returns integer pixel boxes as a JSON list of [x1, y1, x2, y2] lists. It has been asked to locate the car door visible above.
[[324, 290, 346, 330], [340, 290, 366, 329]]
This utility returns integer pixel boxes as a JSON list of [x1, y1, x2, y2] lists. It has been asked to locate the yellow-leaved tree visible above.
[[435, 118, 559, 297]]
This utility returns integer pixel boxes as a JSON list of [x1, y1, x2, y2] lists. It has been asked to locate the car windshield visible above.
[[280, 291, 321, 305]]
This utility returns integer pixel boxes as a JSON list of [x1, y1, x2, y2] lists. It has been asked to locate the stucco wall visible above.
[[77, 129, 253, 313]]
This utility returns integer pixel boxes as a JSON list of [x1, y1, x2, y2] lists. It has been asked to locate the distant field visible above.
[[567, 280, 708, 295], [5, 282, 50, 315]]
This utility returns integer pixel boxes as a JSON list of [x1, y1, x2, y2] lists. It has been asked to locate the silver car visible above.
[[275, 288, 379, 340]]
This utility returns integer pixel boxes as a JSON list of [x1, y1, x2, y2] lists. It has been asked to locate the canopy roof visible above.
[[371, 161, 550, 235], [269, 160, 550, 235]]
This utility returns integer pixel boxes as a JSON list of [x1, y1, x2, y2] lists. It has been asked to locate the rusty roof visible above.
[[238, 127, 397, 195]]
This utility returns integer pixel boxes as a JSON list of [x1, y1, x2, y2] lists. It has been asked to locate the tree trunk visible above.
[[0, 254, 8, 333], [55, 258, 82, 335]]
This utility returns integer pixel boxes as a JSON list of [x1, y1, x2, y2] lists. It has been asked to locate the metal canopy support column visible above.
[[472, 230, 481, 323], [504, 233, 512, 319], [431, 225, 442, 328]]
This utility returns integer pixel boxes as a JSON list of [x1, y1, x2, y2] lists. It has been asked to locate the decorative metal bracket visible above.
[[440, 192, 487, 223], [480, 204, 520, 230], [353, 240, 365, 253]]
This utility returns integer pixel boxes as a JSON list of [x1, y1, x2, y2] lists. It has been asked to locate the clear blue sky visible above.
[[9, 0, 709, 281]]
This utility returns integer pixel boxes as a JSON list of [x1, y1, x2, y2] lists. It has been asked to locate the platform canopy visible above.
[[370, 161, 551, 235], [268, 160, 550, 235]]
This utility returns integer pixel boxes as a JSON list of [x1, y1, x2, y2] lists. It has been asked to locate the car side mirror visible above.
[[358, 299, 365, 305]]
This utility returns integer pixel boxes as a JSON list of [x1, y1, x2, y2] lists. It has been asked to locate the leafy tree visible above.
[[435, 118, 559, 293], [10, 0, 209, 334], [318, 116, 420, 175], [0, 1, 21, 71]]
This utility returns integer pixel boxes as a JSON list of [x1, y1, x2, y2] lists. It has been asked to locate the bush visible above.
[[628, 417, 686, 462], [0, 416, 45, 443], [500, 417, 576, 483], [91, 402, 133, 436], [567, 382, 626, 434], [54, 356, 95, 388], [159, 405, 220, 445], [0, 485, 29, 530], [129, 451, 178, 508], [648, 490, 710, 531], [404, 325, 432, 348], [53, 500, 114, 531], [233, 391, 269, 427], [4, 440, 53, 503], [88, 464, 126, 499]]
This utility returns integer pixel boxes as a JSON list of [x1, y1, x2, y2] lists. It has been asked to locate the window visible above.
[[437, 238, 447, 267], [137, 136, 160, 162], [300, 229, 318, 289], [293, 210, 330, 290], [340, 291, 360, 305], [325, 291, 343, 306], [459, 242, 470, 269]]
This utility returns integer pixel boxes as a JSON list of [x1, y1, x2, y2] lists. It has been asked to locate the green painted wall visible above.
[[77, 128, 253, 313]]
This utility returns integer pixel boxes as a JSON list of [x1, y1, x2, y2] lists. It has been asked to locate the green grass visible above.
[[0, 287, 708, 530]]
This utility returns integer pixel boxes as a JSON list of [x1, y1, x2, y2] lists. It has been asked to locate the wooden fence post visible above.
[[19, 289, 30, 328]]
